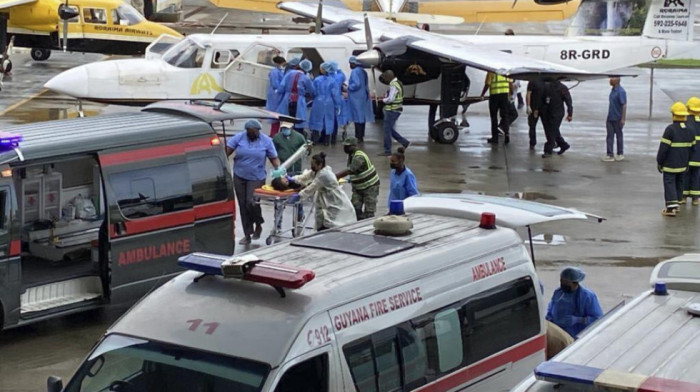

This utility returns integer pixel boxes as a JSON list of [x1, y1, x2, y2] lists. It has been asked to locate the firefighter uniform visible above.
[[657, 102, 696, 216], [683, 97, 700, 206]]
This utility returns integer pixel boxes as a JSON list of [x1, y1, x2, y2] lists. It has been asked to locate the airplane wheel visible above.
[[429, 126, 439, 142], [30, 48, 51, 61], [436, 122, 459, 144]]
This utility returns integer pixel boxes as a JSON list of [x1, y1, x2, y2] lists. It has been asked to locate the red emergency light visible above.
[[179, 253, 315, 296], [480, 212, 496, 229]]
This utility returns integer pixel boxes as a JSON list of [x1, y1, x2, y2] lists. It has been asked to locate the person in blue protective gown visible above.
[[329, 61, 349, 142], [309, 62, 342, 145], [266, 56, 286, 137], [388, 146, 419, 207], [277, 59, 315, 134], [546, 267, 604, 338], [347, 56, 374, 143]]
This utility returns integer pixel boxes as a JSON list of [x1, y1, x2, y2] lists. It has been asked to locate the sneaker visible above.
[[486, 138, 498, 144], [601, 155, 615, 162], [252, 224, 263, 239], [679, 198, 687, 205], [460, 120, 470, 127], [615, 154, 625, 161], [661, 208, 677, 217], [529, 145, 535, 150], [402, 141, 410, 150], [557, 144, 570, 155], [238, 236, 251, 245]]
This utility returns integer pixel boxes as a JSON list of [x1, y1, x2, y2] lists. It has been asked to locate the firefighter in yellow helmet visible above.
[[682, 97, 700, 206], [657, 102, 696, 216]]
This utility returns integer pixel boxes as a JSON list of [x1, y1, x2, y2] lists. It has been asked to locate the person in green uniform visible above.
[[336, 137, 380, 220], [272, 121, 308, 222]]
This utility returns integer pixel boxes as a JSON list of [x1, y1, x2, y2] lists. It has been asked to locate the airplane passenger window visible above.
[[211, 50, 232, 68], [83, 8, 107, 24]]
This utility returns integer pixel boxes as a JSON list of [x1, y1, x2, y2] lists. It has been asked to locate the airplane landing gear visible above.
[[433, 121, 459, 144], [30, 48, 51, 61]]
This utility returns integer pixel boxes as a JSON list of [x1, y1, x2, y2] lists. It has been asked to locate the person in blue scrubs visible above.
[[347, 56, 374, 142], [266, 56, 286, 137], [277, 59, 315, 135], [546, 267, 604, 338], [309, 62, 342, 145], [226, 120, 282, 245], [388, 147, 419, 207]]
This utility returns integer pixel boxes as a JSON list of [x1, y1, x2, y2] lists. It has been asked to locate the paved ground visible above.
[[1, 4, 700, 391]]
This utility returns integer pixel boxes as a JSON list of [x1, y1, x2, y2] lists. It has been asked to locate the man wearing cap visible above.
[[226, 119, 282, 245], [348, 56, 374, 143], [683, 97, 700, 206], [277, 59, 315, 136], [546, 267, 603, 338], [336, 137, 380, 220]]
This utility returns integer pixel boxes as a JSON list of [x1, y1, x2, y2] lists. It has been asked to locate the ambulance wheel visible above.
[[436, 122, 459, 144], [265, 237, 272, 245], [30, 48, 51, 61]]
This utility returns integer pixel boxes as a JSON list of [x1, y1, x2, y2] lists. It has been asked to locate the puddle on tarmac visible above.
[[446, 179, 467, 185], [581, 238, 631, 244], [529, 234, 566, 246], [468, 165, 480, 169], [508, 192, 558, 201], [488, 166, 504, 170]]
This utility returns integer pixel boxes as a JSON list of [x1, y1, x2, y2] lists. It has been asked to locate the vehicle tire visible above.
[[30, 48, 51, 61], [436, 122, 459, 144]]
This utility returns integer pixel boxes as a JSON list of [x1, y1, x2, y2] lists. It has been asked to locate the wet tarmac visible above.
[[2, 7, 700, 391]]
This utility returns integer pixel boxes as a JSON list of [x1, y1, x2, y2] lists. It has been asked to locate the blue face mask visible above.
[[281, 128, 292, 136]]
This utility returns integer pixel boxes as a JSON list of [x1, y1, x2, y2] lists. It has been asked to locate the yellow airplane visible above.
[[208, 0, 581, 23], [0, 0, 182, 64]]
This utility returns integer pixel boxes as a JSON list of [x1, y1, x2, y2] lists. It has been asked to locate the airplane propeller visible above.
[[363, 13, 379, 105], [57, 0, 79, 51], [314, 0, 323, 34]]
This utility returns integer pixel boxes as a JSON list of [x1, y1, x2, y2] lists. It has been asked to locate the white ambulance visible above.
[[511, 254, 700, 392], [48, 194, 601, 392]]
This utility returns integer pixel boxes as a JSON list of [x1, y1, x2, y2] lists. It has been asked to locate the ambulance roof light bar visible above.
[[178, 252, 315, 298], [535, 361, 700, 392], [0, 132, 22, 151]]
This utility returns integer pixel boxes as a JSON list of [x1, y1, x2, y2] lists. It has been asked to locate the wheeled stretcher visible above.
[[254, 186, 315, 245]]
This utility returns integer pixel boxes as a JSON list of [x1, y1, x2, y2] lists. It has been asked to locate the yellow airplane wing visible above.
[[208, 0, 279, 13], [0, 0, 37, 9]]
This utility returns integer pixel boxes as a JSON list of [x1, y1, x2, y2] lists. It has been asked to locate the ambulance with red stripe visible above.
[[0, 100, 296, 331], [512, 254, 700, 392], [50, 195, 601, 392]]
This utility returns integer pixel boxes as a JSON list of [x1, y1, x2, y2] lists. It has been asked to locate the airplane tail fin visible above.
[[642, 0, 694, 40], [566, 0, 694, 41]]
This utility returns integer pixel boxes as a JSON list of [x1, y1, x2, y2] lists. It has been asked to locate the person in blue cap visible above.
[[546, 267, 603, 338], [277, 58, 315, 136], [309, 62, 342, 145], [226, 119, 282, 245], [329, 61, 349, 142], [347, 56, 374, 143], [266, 55, 286, 137]]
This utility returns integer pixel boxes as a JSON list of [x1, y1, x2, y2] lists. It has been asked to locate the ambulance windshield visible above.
[[65, 334, 269, 392]]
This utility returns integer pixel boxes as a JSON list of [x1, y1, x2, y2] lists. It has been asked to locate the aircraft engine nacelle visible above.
[[357, 37, 443, 86], [9, 1, 60, 30]]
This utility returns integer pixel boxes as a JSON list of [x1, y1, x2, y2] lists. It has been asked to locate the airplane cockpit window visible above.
[[112, 4, 145, 26], [162, 39, 207, 68], [83, 7, 107, 24]]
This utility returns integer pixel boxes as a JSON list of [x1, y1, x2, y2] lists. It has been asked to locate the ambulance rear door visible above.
[[98, 142, 195, 303]]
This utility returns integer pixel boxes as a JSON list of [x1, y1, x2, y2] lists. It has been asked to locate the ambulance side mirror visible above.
[[47, 376, 63, 392]]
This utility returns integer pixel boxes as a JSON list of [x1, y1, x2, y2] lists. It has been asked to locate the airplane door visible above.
[[223, 43, 280, 99]]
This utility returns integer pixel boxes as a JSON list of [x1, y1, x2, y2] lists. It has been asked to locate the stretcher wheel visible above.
[[265, 237, 273, 246]]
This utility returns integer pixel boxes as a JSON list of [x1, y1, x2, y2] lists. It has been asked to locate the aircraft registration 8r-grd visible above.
[[45, 0, 698, 144]]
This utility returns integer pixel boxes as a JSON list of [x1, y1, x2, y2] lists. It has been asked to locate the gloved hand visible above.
[[526, 106, 532, 115], [287, 193, 300, 204], [336, 108, 342, 116], [658, 165, 663, 174], [563, 315, 584, 327], [271, 167, 286, 179], [285, 175, 294, 182]]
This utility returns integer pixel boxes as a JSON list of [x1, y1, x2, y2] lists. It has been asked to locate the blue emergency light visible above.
[[0, 133, 22, 149]]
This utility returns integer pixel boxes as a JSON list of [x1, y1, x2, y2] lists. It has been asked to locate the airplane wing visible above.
[[0, 0, 37, 9], [278, 2, 625, 81]]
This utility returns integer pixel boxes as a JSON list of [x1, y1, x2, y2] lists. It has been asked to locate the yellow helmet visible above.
[[671, 101, 690, 117], [687, 97, 700, 113]]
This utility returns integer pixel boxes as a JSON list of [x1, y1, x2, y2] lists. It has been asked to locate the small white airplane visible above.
[[45, 0, 697, 144]]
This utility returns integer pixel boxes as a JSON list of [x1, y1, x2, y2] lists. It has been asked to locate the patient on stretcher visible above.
[[271, 176, 303, 192]]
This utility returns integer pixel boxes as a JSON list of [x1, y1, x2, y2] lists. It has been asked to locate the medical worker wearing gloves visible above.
[[546, 267, 603, 338], [287, 152, 356, 231]]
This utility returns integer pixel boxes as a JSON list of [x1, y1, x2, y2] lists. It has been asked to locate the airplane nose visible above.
[[44, 65, 89, 98], [356, 50, 382, 67]]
